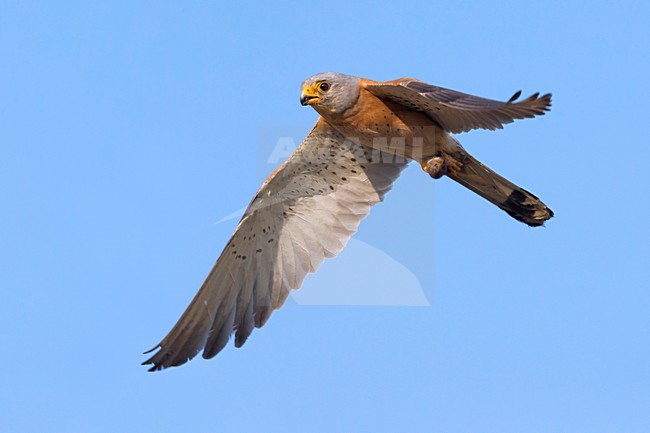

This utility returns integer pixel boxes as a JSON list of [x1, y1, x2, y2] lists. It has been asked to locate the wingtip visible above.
[[141, 352, 161, 372], [145, 363, 161, 372], [507, 90, 522, 103], [141, 357, 161, 372], [141, 344, 164, 371], [508, 90, 552, 113], [141, 344, 173, 372], [143, 344, 160, 355]]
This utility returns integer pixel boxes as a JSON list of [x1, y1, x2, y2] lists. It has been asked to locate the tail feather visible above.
[[444, 148, 554, 227]]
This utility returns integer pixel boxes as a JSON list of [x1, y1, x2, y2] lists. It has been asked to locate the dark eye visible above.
[[319, 82, 330, 92]]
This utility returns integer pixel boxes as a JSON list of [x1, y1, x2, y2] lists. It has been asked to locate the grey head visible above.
[[300, 72, 360, 116]]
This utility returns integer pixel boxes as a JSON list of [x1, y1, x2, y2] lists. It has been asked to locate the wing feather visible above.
[[143, 120, 406, 370], [366, 79, 551, 133]]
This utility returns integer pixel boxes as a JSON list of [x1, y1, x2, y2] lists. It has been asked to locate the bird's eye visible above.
[[319, 82, 330, 92]]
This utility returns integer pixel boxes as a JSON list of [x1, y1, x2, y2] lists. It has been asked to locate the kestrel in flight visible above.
[[144, 72, 553, 371]]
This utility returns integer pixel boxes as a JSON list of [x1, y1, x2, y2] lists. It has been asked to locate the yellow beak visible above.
[[300, 84, 321, 106]]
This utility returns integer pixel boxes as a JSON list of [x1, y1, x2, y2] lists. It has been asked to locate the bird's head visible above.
[[300, 72, 360, 116]]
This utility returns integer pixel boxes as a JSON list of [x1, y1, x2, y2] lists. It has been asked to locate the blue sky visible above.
[[1, 1, 649, 432]]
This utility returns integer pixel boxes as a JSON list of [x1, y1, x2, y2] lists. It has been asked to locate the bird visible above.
[[143, 72, 554, 371]]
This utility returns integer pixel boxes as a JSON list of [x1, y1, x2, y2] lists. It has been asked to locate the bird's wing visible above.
[[364, 79, 551, 134], [143, 120, 407, 370]]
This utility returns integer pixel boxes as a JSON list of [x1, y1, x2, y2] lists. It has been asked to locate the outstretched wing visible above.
[[143, 120, 407, 370], [365, 79, 551, 134]]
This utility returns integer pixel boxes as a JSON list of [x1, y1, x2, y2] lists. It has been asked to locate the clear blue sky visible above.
[[2, 1, 649, 432]]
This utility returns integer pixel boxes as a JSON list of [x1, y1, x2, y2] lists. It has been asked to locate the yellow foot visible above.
[[442, 151, 463, 176]]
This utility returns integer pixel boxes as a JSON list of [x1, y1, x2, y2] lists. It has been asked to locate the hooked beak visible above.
[[300, 84, 321, 106]]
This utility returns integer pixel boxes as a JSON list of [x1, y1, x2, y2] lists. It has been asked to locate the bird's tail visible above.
[[438, 141, 553, 227]]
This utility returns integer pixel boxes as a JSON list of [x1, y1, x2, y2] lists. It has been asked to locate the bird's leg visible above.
[[443, 151, 464, 175], [421, 150, 463, 178]]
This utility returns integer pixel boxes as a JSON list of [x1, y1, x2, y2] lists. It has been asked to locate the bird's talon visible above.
[[441, 151, 463, 176]]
